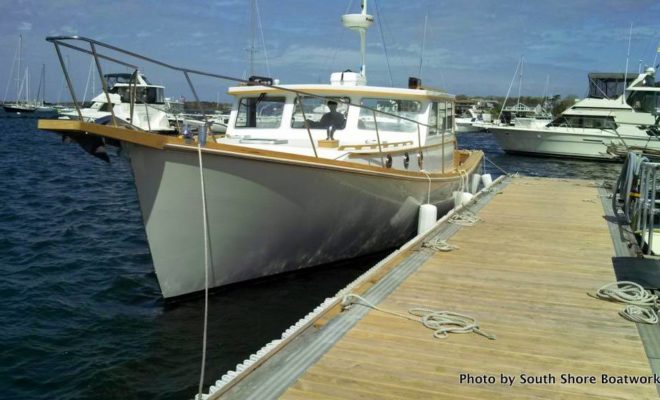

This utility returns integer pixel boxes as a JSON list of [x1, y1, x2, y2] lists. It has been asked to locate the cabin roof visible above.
[[227, 84, 453, 101]]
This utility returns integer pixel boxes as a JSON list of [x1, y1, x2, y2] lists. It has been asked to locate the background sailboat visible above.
[[3, 35, 37, 114]]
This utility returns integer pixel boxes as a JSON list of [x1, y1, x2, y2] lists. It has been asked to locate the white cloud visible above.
[[18, 22, 32, 31]]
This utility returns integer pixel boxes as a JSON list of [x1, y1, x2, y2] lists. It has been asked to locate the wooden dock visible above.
[[210, 177, 659, 400]]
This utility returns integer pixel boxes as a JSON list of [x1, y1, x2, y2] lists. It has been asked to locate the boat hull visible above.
[[489, 126, 660, 160], [124, 143, 478, 298], [3, 104, 36, 113]]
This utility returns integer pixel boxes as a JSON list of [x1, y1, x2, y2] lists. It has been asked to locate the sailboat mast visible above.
[[42, 63, 46, 104], [517, 56, 524, 107], [249, 0, 256, 76], [623, 23, 632, 104], [17, 35, 22, 103]]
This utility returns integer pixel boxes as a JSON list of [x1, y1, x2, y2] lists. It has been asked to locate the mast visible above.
[[516, 56, 524, 109], [249, 0, 256, 76], [342, 0, 374, 80], [623, 23, 632, 104], [17, 35, 22, 103], [42, 63, 46, 105]]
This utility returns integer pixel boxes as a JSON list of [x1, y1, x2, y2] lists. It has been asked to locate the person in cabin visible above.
[[306, 100, 346, 131]]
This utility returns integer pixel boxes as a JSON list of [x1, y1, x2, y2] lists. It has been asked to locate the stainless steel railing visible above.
[[614, 152, 660, 255], [46, 35, 455, 166]]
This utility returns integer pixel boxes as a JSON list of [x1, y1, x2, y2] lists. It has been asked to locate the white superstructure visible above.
[[485, 68, 660, 160]]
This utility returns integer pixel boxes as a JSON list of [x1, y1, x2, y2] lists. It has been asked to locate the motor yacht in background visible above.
[[485, 68, 660, 160], [455, 101, 491, 133], [59, 72, 177, 132], [38, 0, 483, 299]]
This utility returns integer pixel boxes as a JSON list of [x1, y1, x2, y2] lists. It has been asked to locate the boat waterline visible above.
[[489, 125, 660, 160]]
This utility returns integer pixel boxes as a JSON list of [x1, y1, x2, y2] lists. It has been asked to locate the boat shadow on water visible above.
[[87, 251, 390, 400]]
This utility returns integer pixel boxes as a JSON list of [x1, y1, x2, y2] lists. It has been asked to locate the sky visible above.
[[0, 0, 658, 103]]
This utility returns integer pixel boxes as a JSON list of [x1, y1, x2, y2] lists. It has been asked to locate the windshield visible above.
[[235, 95, 285, 129], [358, 98, 423, 132], [291, 96, 349, 129], [626, 91, 660, 114]]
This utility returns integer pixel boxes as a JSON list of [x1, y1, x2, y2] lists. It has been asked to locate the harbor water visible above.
[[0, 113, 620, 399]]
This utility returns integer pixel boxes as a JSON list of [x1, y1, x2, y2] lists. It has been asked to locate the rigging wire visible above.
[[373, 0, 393, 86], [3, 42, 19, 103], [326, 0, 353, 76], [498, 57, 522, 123], [255, 0, 271, 78]]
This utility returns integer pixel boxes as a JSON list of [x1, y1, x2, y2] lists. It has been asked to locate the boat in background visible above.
[[455, 100, 492, 133], [3, 35, 37, 115], [484, 68, 660, 160], [59, 72, 176, 133], [38, 0, 483, 299]]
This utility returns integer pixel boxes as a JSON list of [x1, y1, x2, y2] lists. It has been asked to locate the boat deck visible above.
[[209, 177, 659, 400]]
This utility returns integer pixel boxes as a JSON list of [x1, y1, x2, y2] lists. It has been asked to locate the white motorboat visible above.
[[59, 72, 177, 133], [484, 69, 660, 160], [39, 1, 484, 299]]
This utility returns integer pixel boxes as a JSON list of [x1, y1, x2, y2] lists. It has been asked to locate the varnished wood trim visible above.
[[347, 139, 457, 157], [38, 119, 482, 181], [38, 120, 168, 149], [338, 140, 413, 151]]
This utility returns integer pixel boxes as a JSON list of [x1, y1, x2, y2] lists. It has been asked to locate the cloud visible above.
[[49, 25, 78, 36], [18, 22, 32, 31]]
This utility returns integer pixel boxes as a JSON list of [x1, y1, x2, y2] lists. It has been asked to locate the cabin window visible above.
[[110, 87, 164, 104], [626, 91, 660, 114], [291, 96, 350, 129], [235, 95, 285, 129], [548, 116, 617, 129], [428, 101, 452, 135], [358, 98, 422, 132]]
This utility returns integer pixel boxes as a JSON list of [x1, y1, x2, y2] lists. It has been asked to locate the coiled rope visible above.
[[590, 281, 658, 324], [422, 238, 459, 252], [341, 294, 495, 340], [449, 211, 481, 226]]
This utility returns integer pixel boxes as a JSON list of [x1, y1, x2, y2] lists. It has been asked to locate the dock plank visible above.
[[279, 177, 657, 399]]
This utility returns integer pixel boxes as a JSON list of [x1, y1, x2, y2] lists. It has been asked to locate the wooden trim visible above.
[[38, 119, 482, 181], [338, 140, 413, 151], [38, 120, 168, 149], [346, 139, 457, 157]]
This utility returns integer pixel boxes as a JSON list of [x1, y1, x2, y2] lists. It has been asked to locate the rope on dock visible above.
[[341, 294, 496, 340], [422, 238, 459, 252], [590, 281, 659, 324], [449, 211, 481, 226]]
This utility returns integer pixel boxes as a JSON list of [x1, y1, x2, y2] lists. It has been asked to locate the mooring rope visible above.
[[484, 156, 511, 176], [449, 211, 481, 226], [197, 129, 212, 399], [341, 294, 495, 340], [420, 169, 432, 204], [590, 281, 659, 324], [422, 238, 459, 252]]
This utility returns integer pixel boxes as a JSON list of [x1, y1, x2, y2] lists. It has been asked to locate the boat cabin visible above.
[[219, 76, 457, 172]]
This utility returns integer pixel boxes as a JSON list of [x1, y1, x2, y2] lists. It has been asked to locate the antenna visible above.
[[418, 12, 428, 78], [342, 0, 374, 80], [623, 23, 632, 104]]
